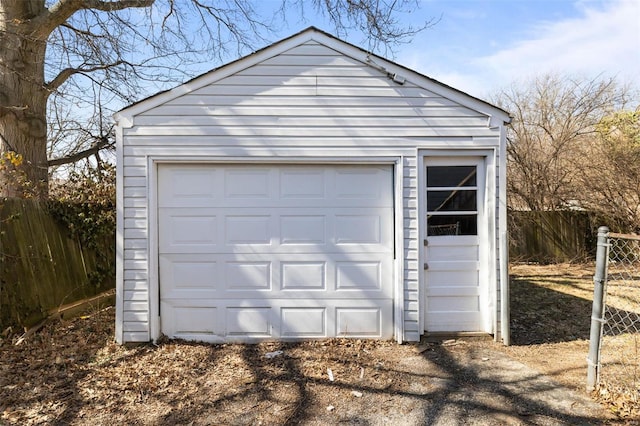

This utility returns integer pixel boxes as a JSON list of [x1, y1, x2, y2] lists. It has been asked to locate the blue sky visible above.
[[59, 0, 638, 112], [261, 0, 639, 99]]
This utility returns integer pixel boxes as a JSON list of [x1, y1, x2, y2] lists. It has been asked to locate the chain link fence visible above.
[[587, 228, 640, 408]]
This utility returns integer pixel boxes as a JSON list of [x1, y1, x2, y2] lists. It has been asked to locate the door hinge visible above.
[[423, 239, 428, 246], [423, 263, 428, 270]]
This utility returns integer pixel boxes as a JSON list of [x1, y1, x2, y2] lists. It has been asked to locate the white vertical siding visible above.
[[402, 156, 420, 341], [117, 35, 506, 343]]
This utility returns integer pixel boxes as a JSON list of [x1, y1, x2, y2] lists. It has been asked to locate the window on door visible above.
[[426, 165, 478, 236]]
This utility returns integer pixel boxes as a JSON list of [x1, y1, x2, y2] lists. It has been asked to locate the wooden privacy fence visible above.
[[509, 210, 596, 263], [0, 199, 115, 331]]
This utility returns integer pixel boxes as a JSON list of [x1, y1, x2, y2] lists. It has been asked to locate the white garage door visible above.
[[158, 164, 394, 342]]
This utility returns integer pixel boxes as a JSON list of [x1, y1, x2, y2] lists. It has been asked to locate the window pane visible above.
[[427, 166, 476, 187], [427, 189, 476, 212], [427, 215, 477, 236]]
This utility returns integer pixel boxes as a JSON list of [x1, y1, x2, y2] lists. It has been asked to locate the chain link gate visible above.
[[587, 227, 640, 405]]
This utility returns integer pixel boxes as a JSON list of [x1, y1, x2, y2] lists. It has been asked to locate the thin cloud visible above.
[[478, 0, 640, 83]]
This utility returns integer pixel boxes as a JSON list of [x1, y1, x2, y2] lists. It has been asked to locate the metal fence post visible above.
[[586, 226, 609, 392]]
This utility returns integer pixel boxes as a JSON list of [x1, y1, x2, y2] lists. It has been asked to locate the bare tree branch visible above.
[[48, 131, 114, 167], [31, 0, 155, 39], [46, 61, 127, 92]]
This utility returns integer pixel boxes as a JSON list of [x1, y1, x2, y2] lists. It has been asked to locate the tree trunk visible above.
[[0, 0, 49, 198]]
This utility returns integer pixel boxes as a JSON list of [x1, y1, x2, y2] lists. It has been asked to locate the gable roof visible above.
[[114, 26, 510, 128]]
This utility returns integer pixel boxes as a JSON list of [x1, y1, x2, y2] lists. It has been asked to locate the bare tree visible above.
[[47, 87, 115, 178], [492, 74, 634, 212], [578, 109, 640, 231], [0, 0, 433, 198]]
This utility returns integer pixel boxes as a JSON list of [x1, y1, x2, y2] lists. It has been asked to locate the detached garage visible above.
[[114, 27, 511, 344]]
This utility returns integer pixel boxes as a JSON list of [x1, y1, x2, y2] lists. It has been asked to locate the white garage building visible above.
[[114, 27, 511, 344]]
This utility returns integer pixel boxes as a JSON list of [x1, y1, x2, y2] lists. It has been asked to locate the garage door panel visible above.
[[224, 167, 273, 199], [280, 215, 326, 244], [225, 215, 273, 245], [159, 209, 219, 252], [160, 257, 218, 291], [162, 253, 392, 297], [158, 164, 392, 208], [169, 215, 217, 244], [158, 164, 394, 341], [161, 303, 222, 340], [158, 166, 221, 208], [160, 207, 392, 253], [280, 168, 326, 199], [336, 308, 382, 337], [335, 214, 383, 244], [161, 299, 394, 342], [171, 306, 218, 335], [335, 167, 390, 202], [226, 261, 272, 290], [226, 307, 272, 336], [336, 261, 382, 290], [281, 308, 326, 337], [281, 261, 326, 290]]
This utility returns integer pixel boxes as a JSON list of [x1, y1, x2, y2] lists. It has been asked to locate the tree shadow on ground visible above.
[[509, 276, 639, 345], [509, 275, 594, 345], [149, 339, 606, 425], [509, 272, 640, 348], [418, 343, 603, 425]]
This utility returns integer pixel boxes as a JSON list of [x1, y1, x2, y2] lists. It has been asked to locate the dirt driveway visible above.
[[0, 264, 634, 425]]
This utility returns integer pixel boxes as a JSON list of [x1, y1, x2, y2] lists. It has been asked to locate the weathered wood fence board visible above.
[[0, 199, 114, 330], [509, 210, 596, 263]]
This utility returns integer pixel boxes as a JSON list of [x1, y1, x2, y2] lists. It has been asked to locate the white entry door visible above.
[[157, 163, 394, 342], [423, 157, 489, 332]]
